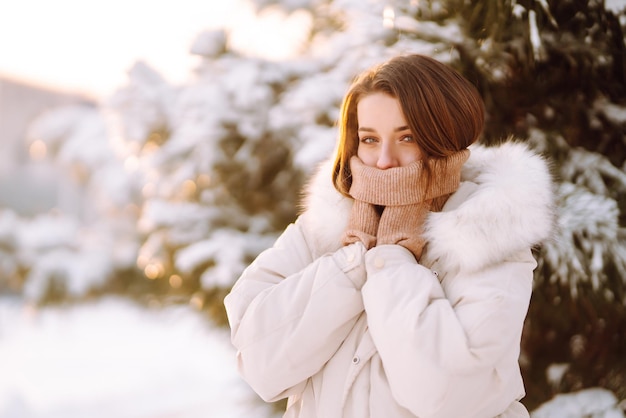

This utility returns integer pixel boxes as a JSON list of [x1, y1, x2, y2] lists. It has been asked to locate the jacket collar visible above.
[[300, 141, 554, 272]]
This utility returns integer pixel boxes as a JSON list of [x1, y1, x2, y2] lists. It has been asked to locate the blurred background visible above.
[[0, 0, 625, 417]]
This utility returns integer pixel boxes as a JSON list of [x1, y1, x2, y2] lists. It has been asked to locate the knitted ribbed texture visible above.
[[348, 151, 469, 205], [343, 200, 379, 249], [342, 150, 470, 257]]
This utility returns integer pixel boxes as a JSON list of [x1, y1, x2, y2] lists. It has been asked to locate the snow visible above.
[[23, 247, 113, 301], [392, 17, 464, 44], [174, 229, 276, 288], [0, 297, 278, 418], [597, 98, 626, 124], [189, 30, 227, 58], [606, 0, 626, 14], [0, 297, 622, 418], [531, 388, 624, 418], [16, 213, 79, 251], [529, 10, 545, 61], [546, 363, 569, 388]]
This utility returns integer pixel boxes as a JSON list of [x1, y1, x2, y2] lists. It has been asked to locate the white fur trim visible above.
[[300, 141, 554, 272], [299, 159, 353, 257], [423, 141, 554, 273]]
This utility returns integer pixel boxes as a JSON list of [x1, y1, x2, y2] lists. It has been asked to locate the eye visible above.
[[359, 136, 378, 144], [400, 134, 415, 143]]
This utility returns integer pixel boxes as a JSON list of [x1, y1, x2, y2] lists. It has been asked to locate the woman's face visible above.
[[356, 92, 423, 169]]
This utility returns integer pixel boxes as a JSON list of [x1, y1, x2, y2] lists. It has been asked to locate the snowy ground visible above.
[[1, 296, 623, 418], [0, 297, 278, 418]]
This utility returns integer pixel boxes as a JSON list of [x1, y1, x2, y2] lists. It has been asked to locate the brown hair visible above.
[[332, 54, 485, 196]]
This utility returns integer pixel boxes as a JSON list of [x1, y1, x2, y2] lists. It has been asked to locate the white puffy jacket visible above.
[[224, 142, 554, 418]]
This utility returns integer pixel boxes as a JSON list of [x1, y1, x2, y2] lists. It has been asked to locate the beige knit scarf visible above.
[[343, 149, 470, 259]]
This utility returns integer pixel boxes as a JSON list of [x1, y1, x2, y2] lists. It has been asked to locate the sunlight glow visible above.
[[0, 0, 311, 98], [383, 6, 395, 29], [190, 292, 204, 310], [147, 131, 166, 146], [124, 156, 139, 172], [181, 179, 197, 198], [28, 139, 47, 160], [169, 274, 183, 288], [144, 262, 164, 280], [142, 141, 160, 154], [229, 6, 311, 60], [137, 254, 149, 269], [142, 182, 156, 198], [124, 203, 141, 217], [138, 217, 154, 233], [196, 173, 211, 188]]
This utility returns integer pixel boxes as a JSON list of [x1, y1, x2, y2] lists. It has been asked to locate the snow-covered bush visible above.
[[531, 388, 624, 418], [441, 0, 626, 408], [4, 104, 142, 301]]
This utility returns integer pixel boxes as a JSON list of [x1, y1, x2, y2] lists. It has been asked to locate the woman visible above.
[[224, 54, 553, 418]]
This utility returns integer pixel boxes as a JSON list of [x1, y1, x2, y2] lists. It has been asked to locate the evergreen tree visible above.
[[439, 0, 626, 408]]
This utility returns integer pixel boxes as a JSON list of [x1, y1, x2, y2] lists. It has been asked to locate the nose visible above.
[[376, 143, 399, 169]]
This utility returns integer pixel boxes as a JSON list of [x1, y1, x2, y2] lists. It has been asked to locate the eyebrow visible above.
[[358, 125, 411, 132]]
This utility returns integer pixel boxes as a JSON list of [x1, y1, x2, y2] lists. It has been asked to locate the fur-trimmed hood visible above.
[[299, 141, 554, 273]]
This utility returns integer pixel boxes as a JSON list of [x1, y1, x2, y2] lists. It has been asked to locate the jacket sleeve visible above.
[[224, 218, 367, 402], [361, 244, 534, 418]]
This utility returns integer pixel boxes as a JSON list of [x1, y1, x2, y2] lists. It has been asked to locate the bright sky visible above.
[[0, 0, 310, 99]]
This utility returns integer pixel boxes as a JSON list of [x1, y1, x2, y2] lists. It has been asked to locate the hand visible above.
[[377, 201, 430, 260], [341, 157, 382, 249], [342, 199, 379, 249]]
